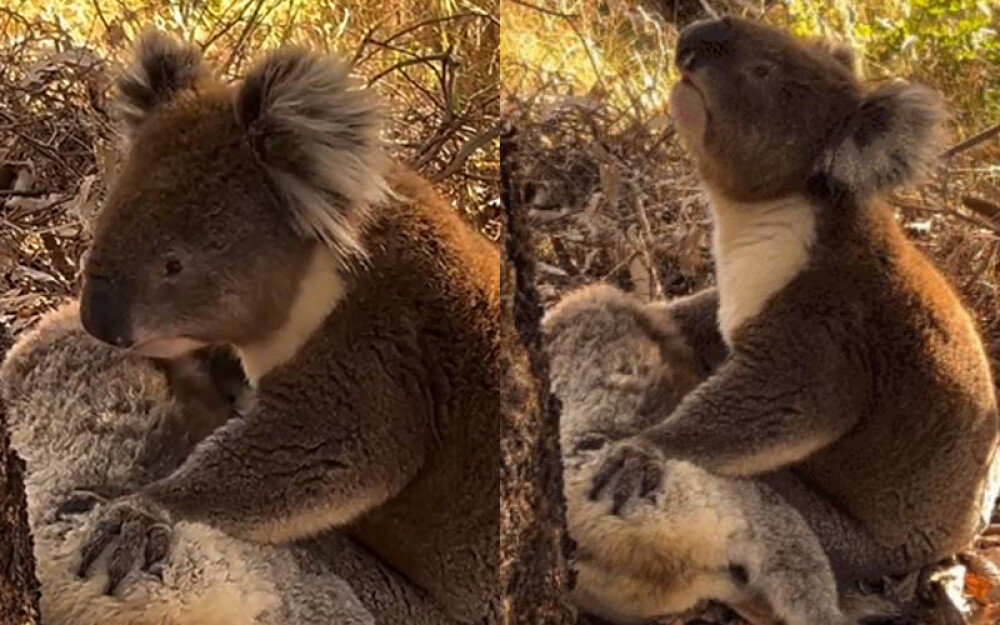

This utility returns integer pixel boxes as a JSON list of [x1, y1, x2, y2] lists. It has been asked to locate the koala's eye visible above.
[[749, 63, 774, 79], [164, 258, 184, 277]]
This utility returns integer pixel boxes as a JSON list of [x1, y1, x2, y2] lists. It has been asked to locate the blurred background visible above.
[[0, 0, 498, 341], [503, 1, 999, 622]]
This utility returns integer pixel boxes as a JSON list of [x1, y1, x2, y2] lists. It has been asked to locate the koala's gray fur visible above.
[[0, 301, 455, 625], [546, 285, 850, 625], [74, 31, 498, 622]]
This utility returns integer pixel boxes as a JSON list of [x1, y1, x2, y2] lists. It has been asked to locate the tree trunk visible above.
[[0, 328, 41, 625], [498, 124, 576, 625]]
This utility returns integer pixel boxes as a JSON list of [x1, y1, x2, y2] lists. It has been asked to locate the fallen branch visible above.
[[962, 195, 1000, 225], [942, 123, 1000, 159], [0, 387, 41, 625], [890, 199, 1000, 236], [628, 181, 665, 300]]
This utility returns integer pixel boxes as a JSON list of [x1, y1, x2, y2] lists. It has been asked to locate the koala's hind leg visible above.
[[760, 471, 941, 585], [299, 533, 461, 624], [730, 484, 850, 625], [548, 285, 846, 625], [572, 455, 848, 625], [608, 467, 849, 625]]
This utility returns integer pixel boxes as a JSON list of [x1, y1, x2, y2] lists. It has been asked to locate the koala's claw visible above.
[[57, 490, 108, 518], [575, 433, 609, 453], [589, 441, 666, 515], [75, 497, 172, 594], [858, 617, 917, 625], [144, 524, 171, 567]]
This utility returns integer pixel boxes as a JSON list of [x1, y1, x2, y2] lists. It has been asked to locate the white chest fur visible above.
[[708, 191, 817, 344], [236, 247, 347, 386]]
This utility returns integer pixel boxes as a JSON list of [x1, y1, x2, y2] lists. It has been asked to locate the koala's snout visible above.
[[80, 275, 133, 348], [676, 16, 734, 72]]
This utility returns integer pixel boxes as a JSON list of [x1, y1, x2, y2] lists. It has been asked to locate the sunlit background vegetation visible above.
[[503, 0, 998, 132]]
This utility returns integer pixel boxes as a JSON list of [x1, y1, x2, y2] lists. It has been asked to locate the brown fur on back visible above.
[[769, 200, 998, 557], [334, 164, 501, 616]]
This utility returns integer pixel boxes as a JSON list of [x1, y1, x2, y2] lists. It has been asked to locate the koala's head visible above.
[[668, 16, 945, 202], [81, 30, 387, 357]]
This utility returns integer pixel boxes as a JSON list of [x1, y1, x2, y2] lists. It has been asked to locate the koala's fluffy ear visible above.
[[824, 81, 946, 197], [234, 48, 388, 258], [117, 29, 208, 133]]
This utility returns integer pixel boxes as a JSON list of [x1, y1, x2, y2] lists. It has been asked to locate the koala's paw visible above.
[[73, 494, 173, 595], [589, 439, 667, 515]]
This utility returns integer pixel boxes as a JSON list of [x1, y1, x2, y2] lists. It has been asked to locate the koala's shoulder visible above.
[[374, 163, 499, 309], [546, 285, 700, 435]]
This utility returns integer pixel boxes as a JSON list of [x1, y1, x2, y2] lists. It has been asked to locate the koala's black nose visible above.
[[80, 275, 133, 348], [676, 16, 735, 72]]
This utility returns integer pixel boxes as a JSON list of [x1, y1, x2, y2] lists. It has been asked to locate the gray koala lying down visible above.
[[0, 301, 453, 625], [549, 284, 1000, 625], [545, 285, 852, 625]]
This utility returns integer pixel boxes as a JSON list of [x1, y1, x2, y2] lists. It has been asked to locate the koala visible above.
[[591, 14, 999, 596], [547, 284, 853, 625], [0, 301, 455, 625], [1, 302, 241, 517], [71, 30, 499, 623]]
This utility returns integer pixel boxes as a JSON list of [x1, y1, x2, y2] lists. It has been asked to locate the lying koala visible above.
[[546, 285, 852, 625], [0, 301, 454, 625]]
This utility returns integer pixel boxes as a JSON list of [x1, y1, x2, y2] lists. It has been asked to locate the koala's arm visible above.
[[635, 344, 862, 477], [138, 357, 429, 542]]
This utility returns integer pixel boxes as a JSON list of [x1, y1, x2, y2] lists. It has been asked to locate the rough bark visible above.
[[0, 328, 41, 625], [498, 123, 576, 625]]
